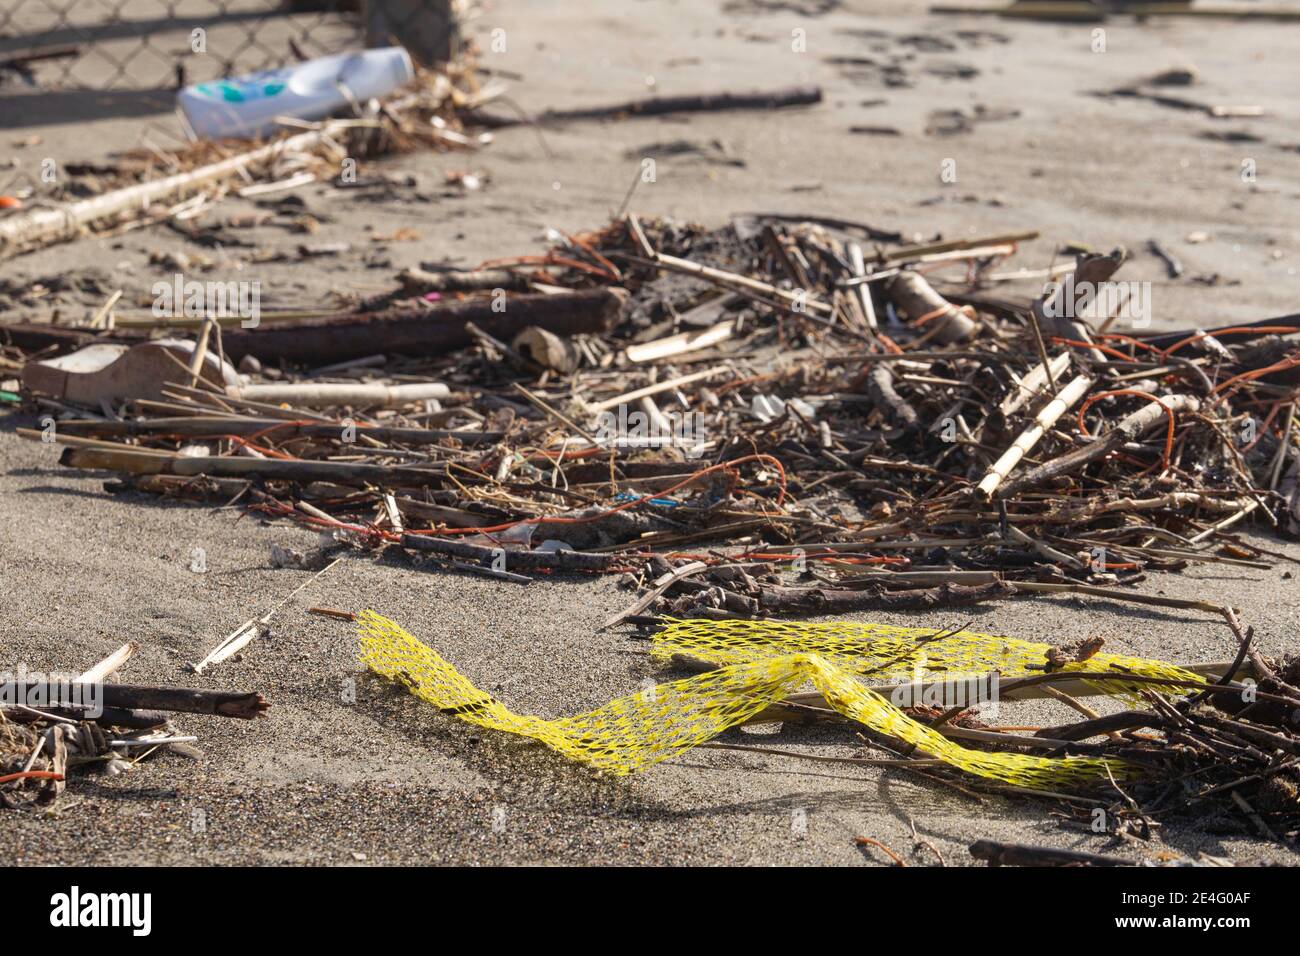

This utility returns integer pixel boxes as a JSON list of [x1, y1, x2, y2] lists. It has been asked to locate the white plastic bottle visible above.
[[178, 47, 415, 141]]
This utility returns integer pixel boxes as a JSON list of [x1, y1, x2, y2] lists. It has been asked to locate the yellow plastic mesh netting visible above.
[[651, 617, 1203, 701], [356, 611, 1203, 787]]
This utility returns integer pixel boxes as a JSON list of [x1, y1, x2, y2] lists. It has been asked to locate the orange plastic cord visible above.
[[1096, 333, 1164, 358], [1159, 326, 1300, 360], [0, 771, 64, 785], [1076, 389, 1176, 472], [1049, 336, 1136, 363], [1212, 353, 1300, 398]]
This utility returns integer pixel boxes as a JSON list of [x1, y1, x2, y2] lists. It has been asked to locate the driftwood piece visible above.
[[398, 266, 529, 293], [61, 417, 502, 446], [476, 85, 823, 127], [218, 290, 625, 365], [400, 534, 617, 571], [512, 326, 579, 373], [969, 840, 1129, 867], [1033, 249, 1126, 360], [4, 682, 268, 719], [757, 580, 1013, 614], [624, 320, 736, 363], [887, 270, 976, 344], [1038, 710, 1164, 742], [60, 445, 447, 488], [587, 366, 728, 413], [865, 364, 920, 431], [846, 242, 880, 332], [997, 393, 1199, 498], [22, 339, 236, 406], [75, 642, 139, 685]]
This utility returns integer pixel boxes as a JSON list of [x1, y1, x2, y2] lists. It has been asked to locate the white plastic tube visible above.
[[179, 47, 414, 140], [228, 382, 449, 407]]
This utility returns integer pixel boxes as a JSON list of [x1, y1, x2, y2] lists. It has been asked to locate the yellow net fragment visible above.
[[355, 611, 1201, 787], [651, 617, 1204, 699]]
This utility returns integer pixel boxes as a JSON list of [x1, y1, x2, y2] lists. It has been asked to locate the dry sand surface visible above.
[[3, 0, 1300, 865]]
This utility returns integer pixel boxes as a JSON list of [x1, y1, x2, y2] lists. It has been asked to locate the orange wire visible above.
[[854, 836, 907, 866], [562, 230, 622, 281], [1159, 326, 1300, 360], [913, 304, 955, 326], [1050, 337, 1135, 363], [1212, 353, 1300, 397], [1241, 400, 1285, 454], [875, 333, 904, 355], [1076, 389, 1176, 472], [161, 419, 378, 462], [0, 771, 64, 785], [1095, 333, 1164, 357]]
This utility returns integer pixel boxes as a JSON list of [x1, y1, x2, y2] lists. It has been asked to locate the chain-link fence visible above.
[[0, 0, 457, 92]]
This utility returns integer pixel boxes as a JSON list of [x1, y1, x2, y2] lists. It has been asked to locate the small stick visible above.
[[1148, 239, 1183, 279], [75, 641, 139, 685], [308, 607, 356, 621], [630, 250, 833, 316], [512, 382, 597, 443], [997, 394, 1199, 499], [193, 557, 340, 673], [1004, 524, 1085, 569], [586, 366, 729, 413], [855, 836, 908, 866], [1000, 353, 1070, 416], [89, 289, 123, 330], [1187, 500, 1259, 544], [976, 373, 1092, 499], [382, 493, 404, 534], [601, 560, 709, 630], [623, 320, 736, 363], [6, 683, 268, 719], [187, 317, 216, 389], [1267, 401, 1295, 491], [1025, 307, 1059, 397], [847, 242, 879, 332], [401, 534, 616, 571], [969, 839, 1129, 867]]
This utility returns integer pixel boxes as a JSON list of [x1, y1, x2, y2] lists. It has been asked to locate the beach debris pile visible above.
[[0, 641, 267, 810], [7, 212, 1299, 604], [4, 206, 1300, 842]]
